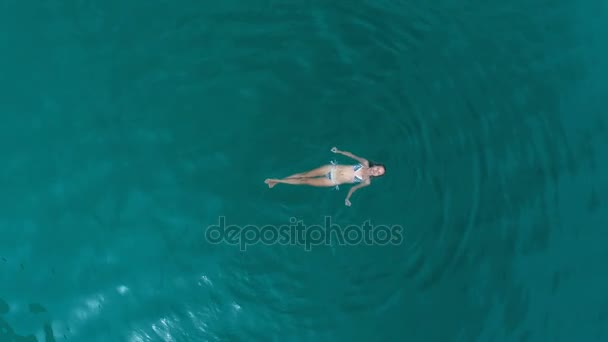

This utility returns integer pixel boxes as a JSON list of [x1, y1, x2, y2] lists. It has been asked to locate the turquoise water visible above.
[[1, 0, 607, 341]]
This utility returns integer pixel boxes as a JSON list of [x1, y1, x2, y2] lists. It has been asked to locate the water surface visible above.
[[1, 0, 607, 341]]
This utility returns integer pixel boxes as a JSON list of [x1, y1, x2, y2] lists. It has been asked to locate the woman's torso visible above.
[[332, 164, 365, 184]]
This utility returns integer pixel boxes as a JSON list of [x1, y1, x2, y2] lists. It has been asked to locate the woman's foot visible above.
[[265, 179, 277, 188]]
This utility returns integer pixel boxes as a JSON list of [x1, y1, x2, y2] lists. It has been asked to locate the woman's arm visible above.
[[331, 147, 369, 166], [344, 179, 371, 206]]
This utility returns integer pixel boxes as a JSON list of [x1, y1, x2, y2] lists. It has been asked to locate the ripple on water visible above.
[[290, 2, 587, 339]]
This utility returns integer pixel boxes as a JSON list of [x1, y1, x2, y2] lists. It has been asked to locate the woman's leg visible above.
[[284, 165, 333, 179], [265, 177, 334, 188]]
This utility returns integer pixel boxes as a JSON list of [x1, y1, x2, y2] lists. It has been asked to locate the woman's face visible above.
[[370, 166, 385, 176]]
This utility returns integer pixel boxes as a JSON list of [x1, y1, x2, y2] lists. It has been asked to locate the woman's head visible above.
[[368, 162, 386, 177]]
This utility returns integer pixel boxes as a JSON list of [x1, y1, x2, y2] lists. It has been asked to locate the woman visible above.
[[264, 147, 386, 206]]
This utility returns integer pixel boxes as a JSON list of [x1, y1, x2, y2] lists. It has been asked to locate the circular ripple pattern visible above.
[[195, 2, 590, 341], [161, 1, 590, 341]]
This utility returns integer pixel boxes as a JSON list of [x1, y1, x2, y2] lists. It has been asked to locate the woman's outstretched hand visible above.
[[331, 147, 339, 153], [345, 198, 351, 207]]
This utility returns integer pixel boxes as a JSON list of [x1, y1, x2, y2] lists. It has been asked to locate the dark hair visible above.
[[368, 161, 386, 177]]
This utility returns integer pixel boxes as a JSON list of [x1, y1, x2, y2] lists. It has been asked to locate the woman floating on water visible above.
[[264, 147, 386, 206]]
